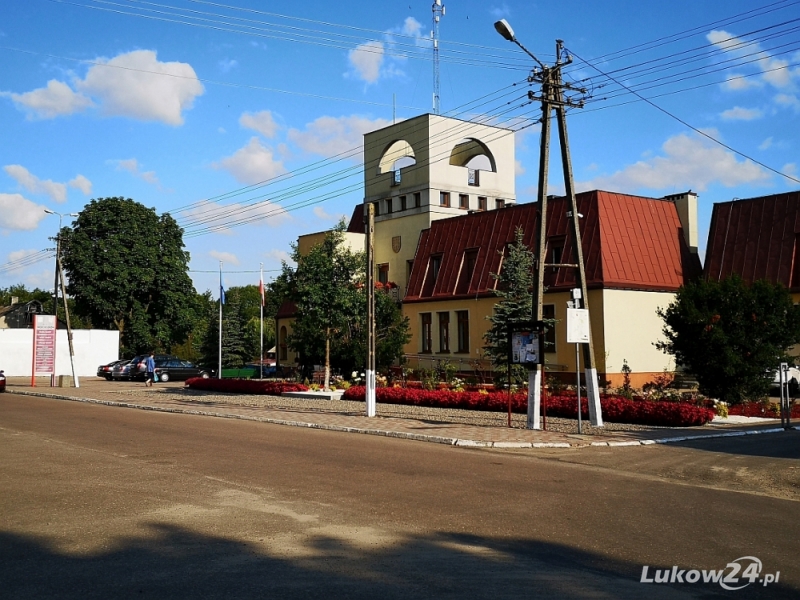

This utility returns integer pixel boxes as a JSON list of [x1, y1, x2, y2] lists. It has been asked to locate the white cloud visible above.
[[3, 165, 67, 202], [214, 137, 287, 185], [576, 131, 771, 193], [185, 199, 290, 234], [514, 160, 525, 176], [5, 50, 203, 125], [313, 206, 346, 222], [783, 163, 798, 179], [112, 158, 159, 185], [287, 115, 391, 161], [265, 248, 293, 265], [709, 29, 800, 95], [348, 41, 384, 83], [722, 74, 761, 91], [720, 106, 763, 121], [775, 93, 800, 111], [240, 110, 279, 138], [401, 17, 423, 37], [490, 4, 511, 19], [3, 79, 93, 120], [77, 50, 203, 125], [759, 137, 773, 150], [68, 174, 93, 195], [218, 58, 238, 73], [209, 250, 240, 266], [0, 193, 49, 230]]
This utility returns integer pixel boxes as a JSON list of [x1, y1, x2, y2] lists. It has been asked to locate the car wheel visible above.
[[201, 372, 210, 379], [159, 372, 170, 383]]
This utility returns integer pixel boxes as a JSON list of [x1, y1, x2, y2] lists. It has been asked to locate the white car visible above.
[[771, 366, 800, 391]]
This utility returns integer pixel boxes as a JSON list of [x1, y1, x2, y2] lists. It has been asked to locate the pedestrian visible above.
[[144, 352, 156, 387]]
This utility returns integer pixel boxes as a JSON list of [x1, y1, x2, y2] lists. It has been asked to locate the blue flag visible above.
[[219, 269, 226, 305]]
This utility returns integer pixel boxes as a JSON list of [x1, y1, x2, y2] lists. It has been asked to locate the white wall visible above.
[[0, 329, 119, 376]]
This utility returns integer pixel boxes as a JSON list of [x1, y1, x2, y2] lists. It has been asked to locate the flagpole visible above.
[[259, 263, 264, 380], [218, 261, 223, 379]]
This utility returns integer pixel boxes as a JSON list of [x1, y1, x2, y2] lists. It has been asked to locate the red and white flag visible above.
[[259, 269, 265, 306]]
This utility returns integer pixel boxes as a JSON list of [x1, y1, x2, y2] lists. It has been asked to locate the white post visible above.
[[527, 368, 541, 429]]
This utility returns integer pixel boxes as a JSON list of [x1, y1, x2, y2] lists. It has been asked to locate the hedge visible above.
[[185, 378, 308, 395], [342, 386, 715, 427], [728, 401, 800, 419]]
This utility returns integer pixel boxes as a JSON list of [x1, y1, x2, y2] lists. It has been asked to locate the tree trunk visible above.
[[324, 327, 331, 391]]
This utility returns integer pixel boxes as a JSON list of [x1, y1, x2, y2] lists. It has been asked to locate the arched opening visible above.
[[378, 140, 416, 184], [449, 138, 496, 186]]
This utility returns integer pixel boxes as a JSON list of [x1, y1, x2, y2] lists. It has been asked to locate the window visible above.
[[548, 236, 566, 265], [456, 311, 469, 353], [459, 194, 469, 210], [392, 169, 401, 186], [378, 263, 389, 285], [421, 313, 432, 353], [478, 196, 487, 211], [400, 195, 407, 211], [543, 304, 556, 353], [468, 168, 480, 186], [279, 326, 288, 361], [496, 198, 505, 209], [385, 198, 393, 214], [438, 312, 450, 353], [373, 201, 380, 216], [457, 249, 478, 294], [414, 192, 421, 208], [440, 191, 450, 207], [430, 255, 442, 282]]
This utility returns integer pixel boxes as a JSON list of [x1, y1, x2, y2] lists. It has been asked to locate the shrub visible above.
[[186, 378, 309, 395], [728, 401, 800, 418], [341, 387, 715, 427]]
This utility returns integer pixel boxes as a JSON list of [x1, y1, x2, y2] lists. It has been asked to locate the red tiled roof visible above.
[[404, 190, 699, 303], [704, 190, 800, 289], [347, 204, 365, 234], [275, 299, 298, 320]]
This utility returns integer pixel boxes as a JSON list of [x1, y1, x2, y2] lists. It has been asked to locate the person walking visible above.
[[144, 352, 156, 387]]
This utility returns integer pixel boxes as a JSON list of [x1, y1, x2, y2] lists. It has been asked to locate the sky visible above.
[[1, 0, 799, 298]]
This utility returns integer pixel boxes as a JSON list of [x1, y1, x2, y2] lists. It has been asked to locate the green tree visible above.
[[282, 223, 410, 386], [200, 293, 249, 370], [59, 197, 197, 356], [483, 227, 536, 386], [0, 284, 91, 329], [657, 275, 800, 403], [284, 224, 363, 388]]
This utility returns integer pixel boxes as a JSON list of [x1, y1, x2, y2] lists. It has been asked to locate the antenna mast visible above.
[[432, 0, 445, 114]]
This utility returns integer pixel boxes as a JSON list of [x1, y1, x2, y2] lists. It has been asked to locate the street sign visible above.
[[32, 314, 56, 378]]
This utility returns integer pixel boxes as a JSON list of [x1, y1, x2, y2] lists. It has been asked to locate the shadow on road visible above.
[[1, 524, 794, 599], [666, 429, 800, 459]]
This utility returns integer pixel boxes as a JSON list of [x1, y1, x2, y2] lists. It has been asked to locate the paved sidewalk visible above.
[[4, 378, 792, 449]]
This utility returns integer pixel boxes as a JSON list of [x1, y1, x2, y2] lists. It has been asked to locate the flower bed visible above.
[[342, 386, 715, 427], [185, 378, 308, 395], [728, 401, 800, 419]]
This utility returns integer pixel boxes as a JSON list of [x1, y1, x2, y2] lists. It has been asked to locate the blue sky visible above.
[[1, 0, 798, 298]]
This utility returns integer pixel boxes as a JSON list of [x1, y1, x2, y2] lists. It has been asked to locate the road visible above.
[[1, 392, 798, 599]]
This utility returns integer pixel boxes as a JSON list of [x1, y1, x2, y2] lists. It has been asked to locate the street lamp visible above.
[[43, 209, 79, 318]]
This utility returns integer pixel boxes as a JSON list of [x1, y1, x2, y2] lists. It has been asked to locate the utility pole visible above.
[[365, 202, 376, 417], [431, 0, 445, 114], [494, 22, 603, 429], [57, 253, 80, 388]]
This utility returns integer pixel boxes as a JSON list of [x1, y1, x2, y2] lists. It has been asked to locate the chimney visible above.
[[663, 191, 698, 254]]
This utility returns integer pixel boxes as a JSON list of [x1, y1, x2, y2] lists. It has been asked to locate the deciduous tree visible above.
[[657, 275, 800, 403]]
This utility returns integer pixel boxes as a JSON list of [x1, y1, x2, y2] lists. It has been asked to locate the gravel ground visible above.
[[111, 387, 666, 435]]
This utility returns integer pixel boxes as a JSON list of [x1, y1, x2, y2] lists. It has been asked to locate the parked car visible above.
[[111, 358, 138, 381], [97, 359, 127, 380], [154, 359, 211, 382], [130, 355, 180, 381], [0, 369, 6, 392]]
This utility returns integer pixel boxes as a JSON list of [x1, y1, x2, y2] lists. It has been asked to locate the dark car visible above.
[[154, 359, 210, 382], [0, 369, 6, 392], [97, 359, 127, 380], [111, 358, 138, 381]]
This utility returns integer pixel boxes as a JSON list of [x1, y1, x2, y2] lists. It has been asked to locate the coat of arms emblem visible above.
[[392, 236, 401, 253]]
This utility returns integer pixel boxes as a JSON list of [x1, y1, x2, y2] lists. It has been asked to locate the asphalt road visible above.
[[1, 392, 798, 599]]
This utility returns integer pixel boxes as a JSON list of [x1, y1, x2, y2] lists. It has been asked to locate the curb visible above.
[[9, 390, 795, 449]]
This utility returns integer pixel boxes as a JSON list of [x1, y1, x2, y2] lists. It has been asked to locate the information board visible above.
[[567, 308, 591, 343], [509, 321, 544, 366], [32, 314, 56, 376]]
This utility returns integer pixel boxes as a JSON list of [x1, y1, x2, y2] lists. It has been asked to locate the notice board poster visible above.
[[509, 322, 544, 366], [33, 314, 56, 376]]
